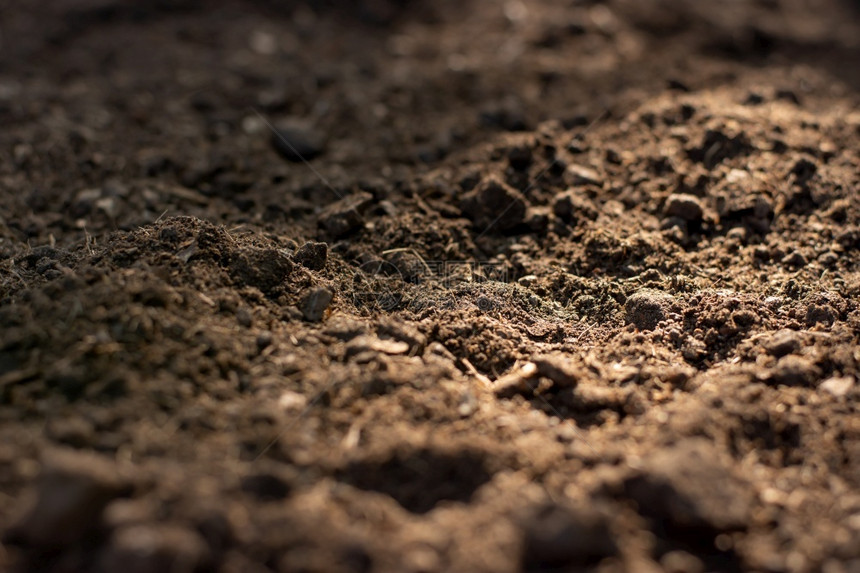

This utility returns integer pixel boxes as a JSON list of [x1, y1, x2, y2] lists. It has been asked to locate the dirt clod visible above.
[[230, 248, 293, 293], [520, 503, 618, 570], [5, 449, 132, 549], [318, 192, 373, 237], [1, 1, 859, 571], [624, 439, 754, 532], [293, 241, 328, 271], [625, 289, 675, 330], [764, 329, 802, 357], [460, 176, 528, 231], [664, 193, 704, 222]]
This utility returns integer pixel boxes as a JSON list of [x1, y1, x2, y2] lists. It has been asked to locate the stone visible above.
[[624, 439, 753, 531], [565, 164, 602, 186], [293, 241, 328, 271], [520, 503, 618, 569], [300, 286, 333, 322], [819, 376, 855, 398], [664, 193, 704, 222], [791, 158, 817, 183], [5, 448, 132, 548], [318, 192, 373, 237]]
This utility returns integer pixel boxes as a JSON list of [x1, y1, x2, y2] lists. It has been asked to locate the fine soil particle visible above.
[[1, 1, 860, 572]]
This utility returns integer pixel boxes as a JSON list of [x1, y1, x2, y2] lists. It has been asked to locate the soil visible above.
[[1, 1, 860, 572]]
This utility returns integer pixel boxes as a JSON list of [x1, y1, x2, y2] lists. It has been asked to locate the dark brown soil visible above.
[[2, 1, 860, 572]]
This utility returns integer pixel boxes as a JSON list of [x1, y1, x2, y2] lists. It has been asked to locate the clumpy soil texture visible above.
[[2, 1, 860, 571]]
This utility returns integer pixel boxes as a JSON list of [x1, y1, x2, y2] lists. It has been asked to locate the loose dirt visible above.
[[1, 1, 859, 572]]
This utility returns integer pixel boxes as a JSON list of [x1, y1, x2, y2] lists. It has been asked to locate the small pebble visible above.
[[791, 158, 817, 183], [819, 376, 854, 398], [236, 308, 253, 328], [256, 331, 273, 350], [230, 248, 293, 293], [565, 164, 602, 186], [301, 287, 333, 322]]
